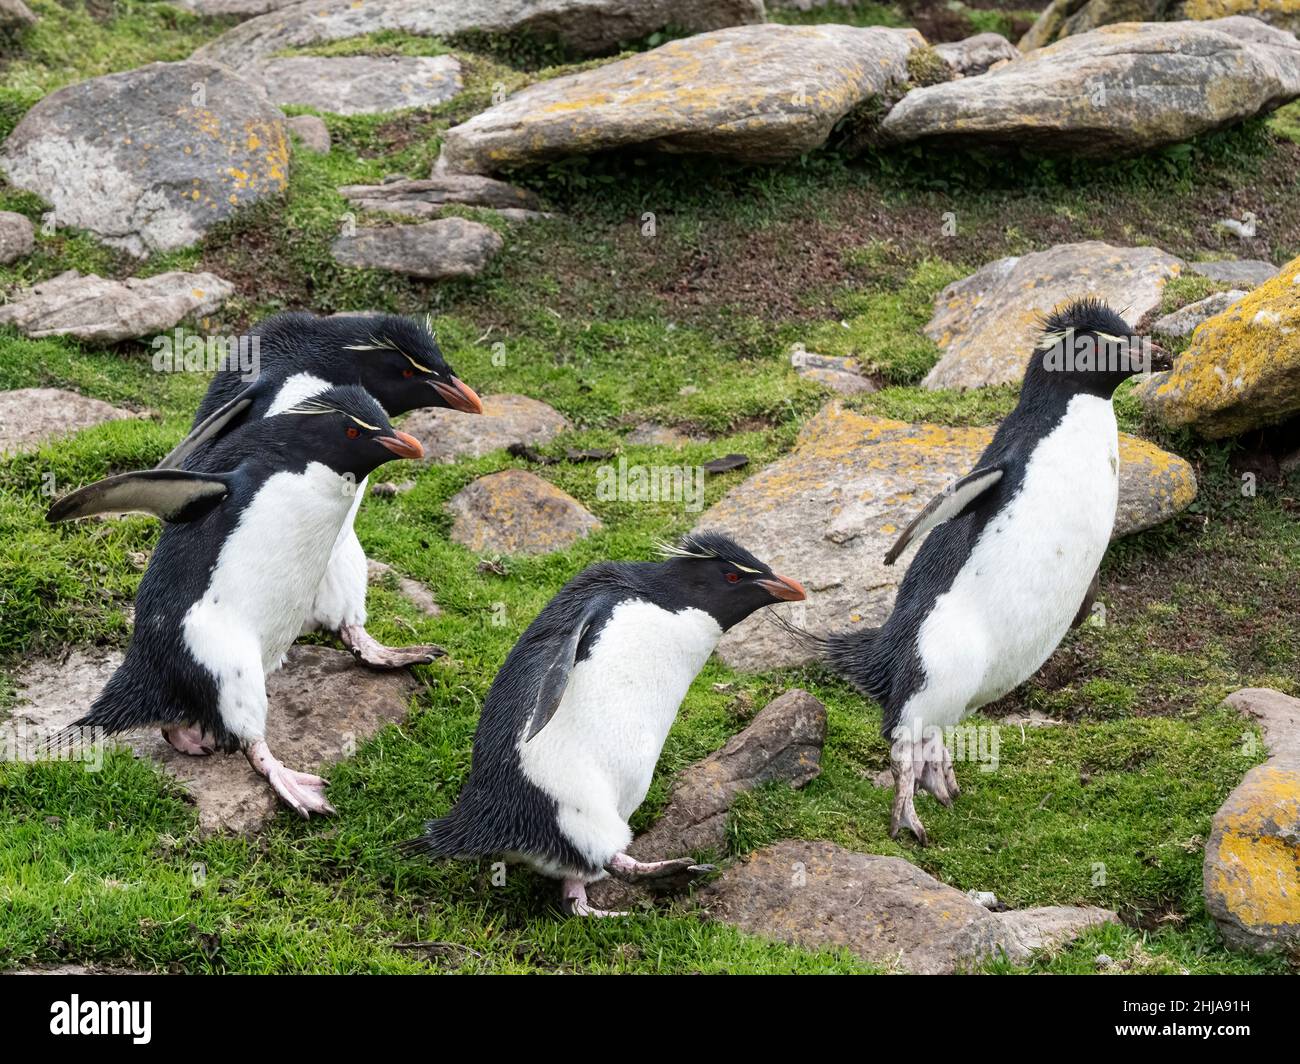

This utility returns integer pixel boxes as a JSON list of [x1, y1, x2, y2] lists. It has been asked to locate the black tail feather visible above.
[[399, 807, 474, 861], [763, 610, 888, 703]]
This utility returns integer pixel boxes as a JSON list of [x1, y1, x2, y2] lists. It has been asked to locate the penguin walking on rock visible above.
[[160, 312, 482, 674], [47, 386, 426, 816], [811, 299, 1170, 844], [403, 532, 806, 916]]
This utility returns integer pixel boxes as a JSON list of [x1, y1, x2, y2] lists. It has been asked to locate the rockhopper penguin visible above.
[[159, 312, 482, 673], [810, 298, 1170, 844], [402, 532, 806, 916], [47, 386, 426, 816]]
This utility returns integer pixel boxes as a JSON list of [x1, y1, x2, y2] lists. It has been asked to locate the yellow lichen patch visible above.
[[1206, 766, 1300, 931], [1139, 253, 1299, 438]]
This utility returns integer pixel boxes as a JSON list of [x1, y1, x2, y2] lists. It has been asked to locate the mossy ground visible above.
[[1, 1, 1298, 974]]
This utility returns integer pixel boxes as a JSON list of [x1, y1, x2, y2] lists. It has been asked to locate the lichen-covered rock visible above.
[[935, 32, 1020, 77], [340, 175, 541, 219], [0, 388, 136, 456], [330, 218, 502, 279], [401, 393, 569, 463], [700, 840, 1118, 973], [9, 646, 422, 835], [1137, 254, 1300, 438], [0, 0, 36, 29], [0, 269, 234, 341], [194, 0, 765, 70], [922, 242, 1184, 391], [1021, 0, 1300, 52], [437, 24, 925, 174], [882, 19, 1300, 157], [447, 469, 600, 556], [1204, 688, 1300, 954], [0, 210, 35, 264], [255, 54, 462, 115], [698, 403, 1197, 672], [0, 62, 288, 257], [1153, 290, 1247, 338], [171, 0, 303, 17]]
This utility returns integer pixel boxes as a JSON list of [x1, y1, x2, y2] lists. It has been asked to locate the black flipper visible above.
[[47, 470, 230, 524], [156, 382, 260, 469], [883, 466, 1004, 566], [524, 598, 608, 742]]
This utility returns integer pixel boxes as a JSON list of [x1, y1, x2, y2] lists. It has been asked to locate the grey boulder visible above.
[[0, 210, 35, 264], [330, 218, 502, 279], [255, 54, 462, 115], [1153, 290, 1247, 338]]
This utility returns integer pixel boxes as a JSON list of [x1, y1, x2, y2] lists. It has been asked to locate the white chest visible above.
[[519, 601, 722, 824], [919, 394, 1119, 714], [190, 463, 358, 671]]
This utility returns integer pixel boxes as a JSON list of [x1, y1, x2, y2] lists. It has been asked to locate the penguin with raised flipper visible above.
[[47, 385, 426, 816], [159, 312, 482, 673], [402, 532, 807, 916], [809, 298, 1170, 844]]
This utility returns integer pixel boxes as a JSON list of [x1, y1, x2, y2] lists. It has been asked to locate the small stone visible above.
[[1192, 258, 1279, 288], [0, 388, 135, 456], [446, 469, 600, 556], [626, 422, 691, 446], [968, 890, 1000, 909], [934, 32, 1020, 78], [369, 479, 415, 497], [340, 175, 541, 218], [791, 346, 876, 395], [330, 218, 502, 279], [1153, 290, 1247, 338], [0, 269, 233, 342], [366, 559, 439, 616], [255, 54, 462, 116], [0, 210, 35, 264], [401, 393, 569, 464], [286, 114, 330, 154], [1095, 953, 1114, 967]]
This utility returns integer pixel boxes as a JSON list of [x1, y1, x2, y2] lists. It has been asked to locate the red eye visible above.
[[725, 571, 740, 583], [346, 426, 360, 439], [402, 368, 414, 378]]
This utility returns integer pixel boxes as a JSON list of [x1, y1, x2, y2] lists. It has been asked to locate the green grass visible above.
[[1, 1, 1299, 975]]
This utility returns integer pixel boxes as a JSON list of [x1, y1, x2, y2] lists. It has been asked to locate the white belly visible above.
[[518, 600, 722, 868], [184, 462, 358, 674], [910, 394, 1119, 727]]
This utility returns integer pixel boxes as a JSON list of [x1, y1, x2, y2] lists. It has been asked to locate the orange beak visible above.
[[434, 377, 483, 414], [377, 430, 424, 460], [758, 573, 806, 602]]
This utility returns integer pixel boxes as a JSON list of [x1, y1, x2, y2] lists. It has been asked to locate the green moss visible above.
[[906, 45, 953, 88]]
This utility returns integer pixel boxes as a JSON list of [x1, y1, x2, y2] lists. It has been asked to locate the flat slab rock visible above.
[[881, 18, 1300, 157], [330, 218, 502, 279], [699, 840, 1117, 973], [1021, 0, 1300, 52], [922, 241, 1184, 390], [1204, 688, 1300, 954], [0, 388, 136, 456], [400, 393, 569, 464], [1138, 253, 1300, 438], [1153, 290, 1247, 338], [340, 175, 541, 219], [255, 54, 462, 115], [172, 0, 321, 18], [8, 645, 422, 835], [194, 0, 764, 70], [447, 469, 600, 556], [1191, 258, 1280, 288], [437, 23, 924, 174], [589, 688, 827, 911], [0, 269, 234, 342], [0, 61, 287, 257], [698, 403, 1197, 672]]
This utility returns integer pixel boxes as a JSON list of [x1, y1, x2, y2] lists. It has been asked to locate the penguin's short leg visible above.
[[245, 738, 335, 818], [606, 853, 716, 888], [917, 727, 957, 806], [339, 621, 444, 670], [561, 878, 628, 918], [161, 723, 216, 756], [889, 744, 929, 846]]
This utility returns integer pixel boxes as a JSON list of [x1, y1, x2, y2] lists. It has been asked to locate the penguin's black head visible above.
[[1024, 298, 1171, 397], [654, 531, 806, 632], [280, 384, 425, 478], [288, 313, 483, 418]]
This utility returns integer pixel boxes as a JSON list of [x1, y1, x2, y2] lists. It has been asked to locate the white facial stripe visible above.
[[732, 564, 761, 574], [347, 414, 380, 431], [402, 351, 432, 374]]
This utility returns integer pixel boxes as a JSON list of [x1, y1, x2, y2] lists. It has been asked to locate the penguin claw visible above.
[[890, 793, 929, 847], [605, 854, 716, 891], [561, 878, 628, 918], [339, 624, 445, 670], [245, 739, 335, 817]]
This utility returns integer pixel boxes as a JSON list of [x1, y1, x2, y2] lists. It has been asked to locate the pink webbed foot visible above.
[[244, 738, 335, 818], [162, 723, 216, 756], [606, 853, 715, 888], [339, 623, 444, 670], [561, 878, 627, 918]]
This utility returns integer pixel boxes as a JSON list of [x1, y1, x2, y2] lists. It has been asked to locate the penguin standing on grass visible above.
[[160, 312, 482, 675], [403, 533, 806, 916], [47, 386, 426, 815], [808, 298, 1170, 844]]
